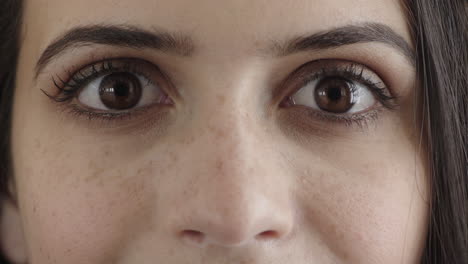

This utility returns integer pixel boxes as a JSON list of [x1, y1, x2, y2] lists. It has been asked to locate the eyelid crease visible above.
[[268, 22, 415, 66], [35, 24, 196, 80], [43, 58, 167, 103], [279, 60, 399, 110], [35, 22, 414, 80]]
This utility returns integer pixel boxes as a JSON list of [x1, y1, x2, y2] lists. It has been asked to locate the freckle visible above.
[[216, 94, 226, 105], [168, 247, 175, 257], [117, 169, 125, 180], [183, 135, 195, 145], [34, 138, 41, 149], [84, 163, 105, 183], [88, 160, 95, 170], [108, 198, 117, 208], [157, 164, 167, 176], [168, 151, 179, 162], [213, 127, 226, 139], [215, 159, 224, 172], [96, 177, 105, 187]]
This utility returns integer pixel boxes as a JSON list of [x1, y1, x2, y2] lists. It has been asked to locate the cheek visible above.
[[13, 140, 162, 263], [10, 78, 178, 263], [294, 150, 428, 263]]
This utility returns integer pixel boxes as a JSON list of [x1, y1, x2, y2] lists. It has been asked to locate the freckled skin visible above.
[[2, 0, 429, 263]]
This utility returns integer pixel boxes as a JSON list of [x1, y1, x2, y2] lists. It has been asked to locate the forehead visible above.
[[23, 0, 410, 55]]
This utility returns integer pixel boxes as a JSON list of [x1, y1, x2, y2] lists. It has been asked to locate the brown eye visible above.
[[77, 66, 169, 111], [99, 72, 142, 110], [289, 73, 376, 115], [314, 77, 355, 113]]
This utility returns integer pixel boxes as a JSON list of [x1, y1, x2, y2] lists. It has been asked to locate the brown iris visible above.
[[99, 72, 142, 110], [314, 77, 355, 113]]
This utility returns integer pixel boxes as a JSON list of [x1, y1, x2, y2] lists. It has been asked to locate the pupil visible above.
[[327, 86, 342, 101], [114, 82, 129, 97], [99, 72, 142, 110]]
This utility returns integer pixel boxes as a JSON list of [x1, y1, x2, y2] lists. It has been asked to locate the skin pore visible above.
[[1, 0, 429, 263]]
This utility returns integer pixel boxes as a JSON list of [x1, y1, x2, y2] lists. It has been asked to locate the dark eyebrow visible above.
[[35, 25, 195, 78], [267, 22, 415, 65], [35, 22, 414, 78]]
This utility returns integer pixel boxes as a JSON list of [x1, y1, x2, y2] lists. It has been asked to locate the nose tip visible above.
[[180, 228, 285, 248], [167, 113, 295, 249], [175, 194, 295, 248]]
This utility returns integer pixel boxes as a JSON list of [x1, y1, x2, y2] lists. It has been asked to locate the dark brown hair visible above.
[[404, 1, 468, 262], [0, 1, 22, 263], [0, 0, 467, 263], [0, 0, 21, 201]]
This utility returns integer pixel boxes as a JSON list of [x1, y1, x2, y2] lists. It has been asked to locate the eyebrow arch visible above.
[[35, 25, 195, 78], [267, 22, 415, 65], [35, 22, 415, 78]]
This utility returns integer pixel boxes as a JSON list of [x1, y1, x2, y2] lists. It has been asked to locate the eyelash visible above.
[[43, 58, 398, 128], [280, 61, 398, 128], [44, 59, 150, 103], [42, 58, 167, 123]]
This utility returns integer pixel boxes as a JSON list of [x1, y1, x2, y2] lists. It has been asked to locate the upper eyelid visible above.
[[278, 60, 387, 97], [49, 57, 396, 110], [275, 59, 399, 109], [300, 64, 383, 89], [47, 58, 158, 99], [69, 58, 149, 80], [47, 57, 183, 104], [54, 58, 160, 88]]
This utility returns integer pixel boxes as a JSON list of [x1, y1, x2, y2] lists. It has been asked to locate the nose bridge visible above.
[[194, 88, 272, 201], [165, 93, 294, 248], [191, 66, 263, 173], [190, 101, 267, 215]]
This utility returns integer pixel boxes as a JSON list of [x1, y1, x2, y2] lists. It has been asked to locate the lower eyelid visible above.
[[59, 102, 174, 134], [284, 104, 384, 133]]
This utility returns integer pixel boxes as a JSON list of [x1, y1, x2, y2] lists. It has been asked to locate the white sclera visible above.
[[290, 78, 376, 114], [77, 73, 163, 111]]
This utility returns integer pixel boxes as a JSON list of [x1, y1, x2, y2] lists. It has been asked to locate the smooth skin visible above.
[[1, 0, 428, 263]]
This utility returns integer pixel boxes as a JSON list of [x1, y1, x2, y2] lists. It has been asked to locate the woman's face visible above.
[[3, 0, 429, 263]]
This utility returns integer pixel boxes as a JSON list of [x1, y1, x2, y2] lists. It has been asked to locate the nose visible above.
[[164, 112, 295, 248], [178, 189, 294, 248]]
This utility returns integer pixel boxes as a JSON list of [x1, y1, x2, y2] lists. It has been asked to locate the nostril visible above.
[[181, 230, 206, 245], [255, 230, 279, 240]]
